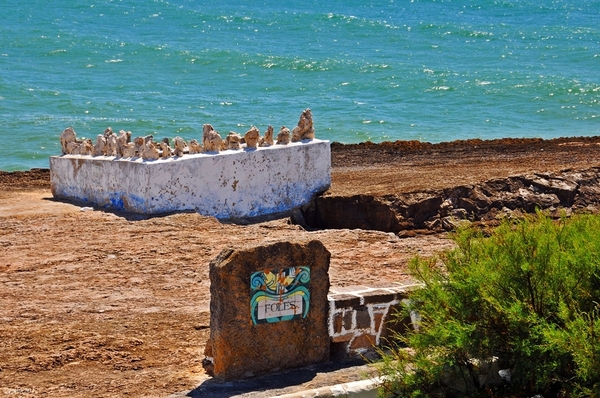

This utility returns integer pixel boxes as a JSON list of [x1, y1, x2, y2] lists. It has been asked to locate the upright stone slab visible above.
[[204, 240, 330, 380]]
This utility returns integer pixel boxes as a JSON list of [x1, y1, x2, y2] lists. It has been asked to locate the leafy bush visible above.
[[379, 212, 600, 397]]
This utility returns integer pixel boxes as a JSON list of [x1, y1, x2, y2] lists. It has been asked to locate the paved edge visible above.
[[272, 377, 382, 398]]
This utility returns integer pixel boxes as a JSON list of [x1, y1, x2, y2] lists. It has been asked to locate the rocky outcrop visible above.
[[303, 195, 406, 232], [300, 168, 600, 233]]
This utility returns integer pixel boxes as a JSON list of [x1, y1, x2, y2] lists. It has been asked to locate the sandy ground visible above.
[[2, 136, 600, 397]]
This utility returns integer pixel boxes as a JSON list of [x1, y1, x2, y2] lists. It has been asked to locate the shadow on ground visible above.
[[178, 358, 370, 398], [44, 196, 300, 224]]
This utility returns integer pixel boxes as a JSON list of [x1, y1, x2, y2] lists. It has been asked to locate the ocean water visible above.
[[1, 0, 599, 171]]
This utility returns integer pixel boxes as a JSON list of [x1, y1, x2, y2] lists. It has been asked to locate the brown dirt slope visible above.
[[1, 136, 600, 397]]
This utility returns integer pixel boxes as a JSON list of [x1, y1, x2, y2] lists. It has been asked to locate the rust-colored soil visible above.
[[2, 136, 600, 397]]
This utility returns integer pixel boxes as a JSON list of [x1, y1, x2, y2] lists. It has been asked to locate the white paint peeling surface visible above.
[[50, 140, 331, 219]]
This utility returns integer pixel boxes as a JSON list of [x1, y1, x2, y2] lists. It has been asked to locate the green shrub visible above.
[[379, 212, 600, 397]]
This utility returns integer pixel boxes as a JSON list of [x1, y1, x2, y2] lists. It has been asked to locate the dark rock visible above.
[[469, 187, 492, 209], [444, 185, 473, 202], [450, 208, 468, 219], [399, 193, 443, 227], [457, 197, 478, 215], [425, 218, 442, 230], [576, 185, 600, 207], [289, 207, 307, 228], [442, 216, 469, 231], [314, 195, 403, 232], [480, 178, 515, 194], [524, 173, 578, 205]]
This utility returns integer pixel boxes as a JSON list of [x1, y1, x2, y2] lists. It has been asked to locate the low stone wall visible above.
[[201, 236, 418, 380], [50, 139, 331, 219], [328, 283, 421, 358]]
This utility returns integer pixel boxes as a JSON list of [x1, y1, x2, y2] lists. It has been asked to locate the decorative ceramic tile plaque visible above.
[[250, 266, 310, 325]]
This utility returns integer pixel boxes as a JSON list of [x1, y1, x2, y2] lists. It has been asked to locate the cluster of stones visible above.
[[58, 108, 316, 160]]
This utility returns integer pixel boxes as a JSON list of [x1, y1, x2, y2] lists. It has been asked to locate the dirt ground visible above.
[[2, 136, 600, 397]]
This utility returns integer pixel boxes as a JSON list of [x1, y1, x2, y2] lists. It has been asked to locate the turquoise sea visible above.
[[1, 0, 599, 171]]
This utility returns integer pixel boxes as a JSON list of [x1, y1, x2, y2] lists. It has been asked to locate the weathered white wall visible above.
[[50, 140, 331, 219]]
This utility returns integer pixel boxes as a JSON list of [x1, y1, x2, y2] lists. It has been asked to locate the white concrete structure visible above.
[[50, 139, 331, 219]]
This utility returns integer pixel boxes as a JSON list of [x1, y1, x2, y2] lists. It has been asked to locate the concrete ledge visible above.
[[50, 139, 330, 219], [273, 377, 382, 398]]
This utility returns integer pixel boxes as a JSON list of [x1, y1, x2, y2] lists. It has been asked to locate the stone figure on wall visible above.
[[69, 138, 93, 155], [223, 132, 242, 150], [60, 127, 77, 154], [82, 139, 94, 155], [65, 141, 77, 154], [203, 124, 223, 152], [133, 136, 151, 158], [116, 130, 134, 157], [260, 125, 274, 147], [188, 139, 203, 154], [292, 108, 315, 142], [142, 138, 160, 160], [93, 134, 107, 156], [105, 129, 118, 156], [291, 126, 302, 143], [173, 136, 186, 157], [58, 109, 318, 160], [244, 126, 260, 149], [159, 139, 172, 158], [276, 126, 291, 145], [103, 127, 114, 138], [58, 128, 95, 156]]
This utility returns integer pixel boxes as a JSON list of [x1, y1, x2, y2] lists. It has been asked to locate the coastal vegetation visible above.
[[379, 212, 600, 397]]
